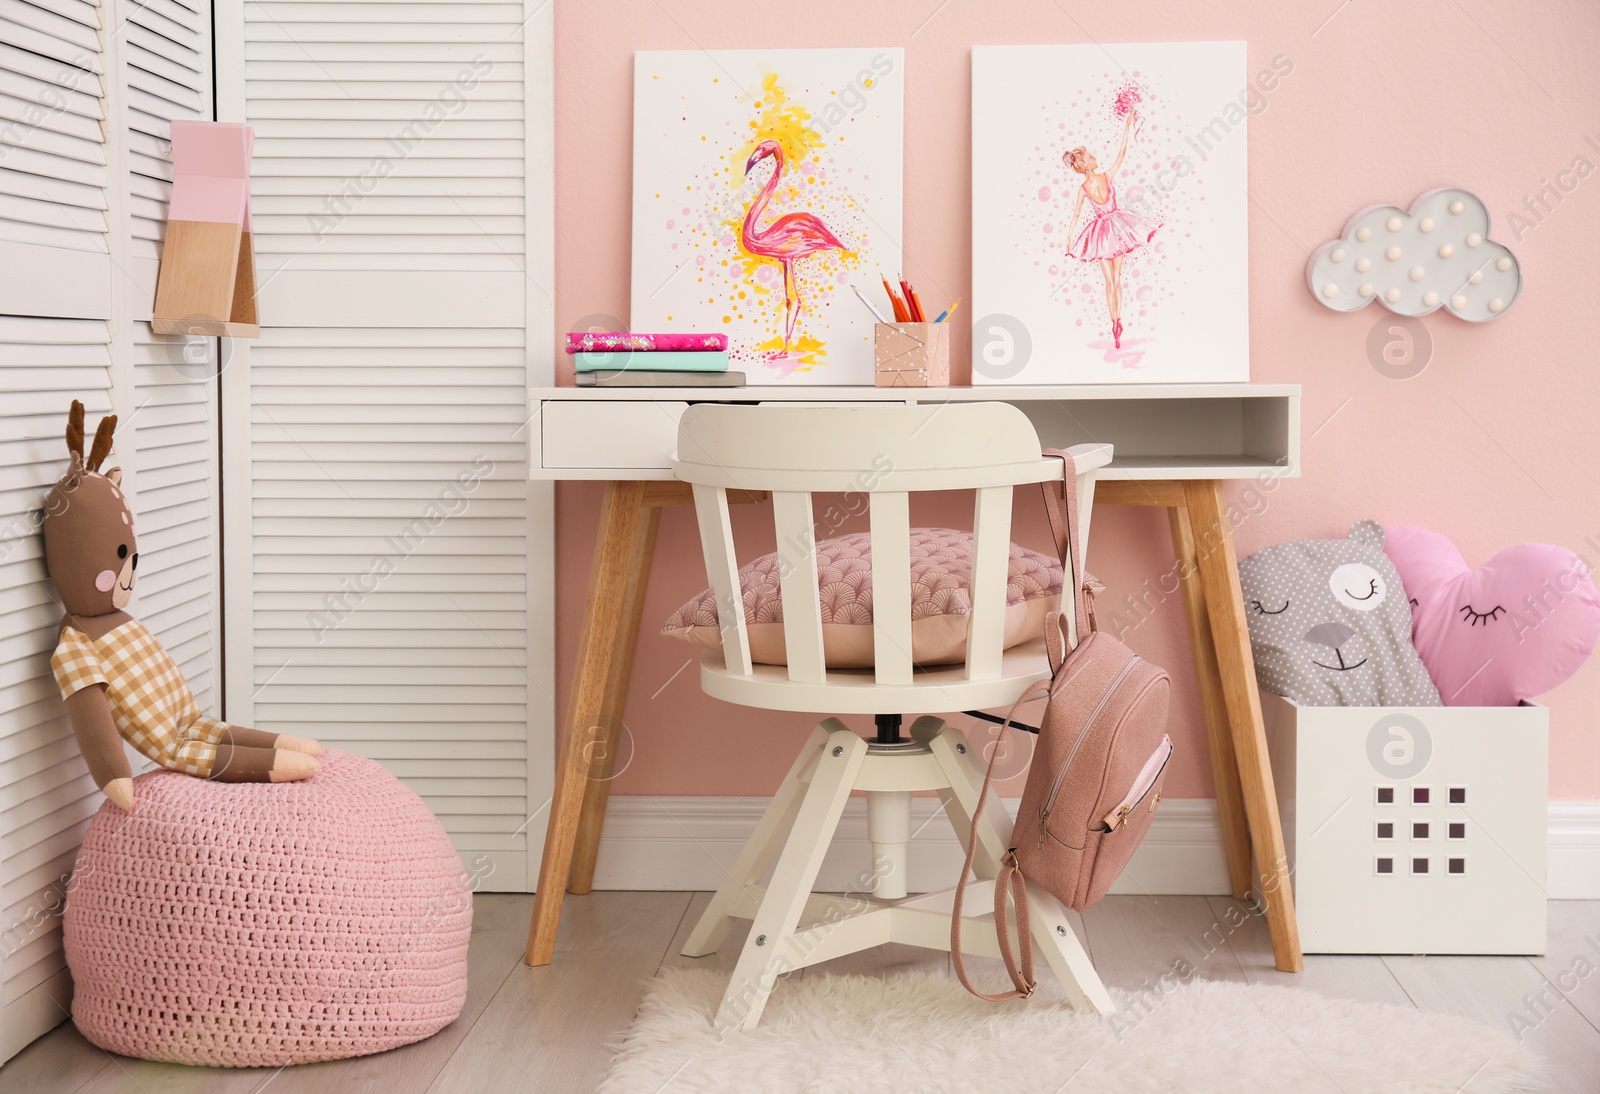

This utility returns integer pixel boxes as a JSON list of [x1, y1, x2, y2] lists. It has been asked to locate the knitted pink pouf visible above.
[[63, 749, 472, 1067]]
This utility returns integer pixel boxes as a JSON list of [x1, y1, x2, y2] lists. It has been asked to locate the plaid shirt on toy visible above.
[[52, 619, 230, 777]]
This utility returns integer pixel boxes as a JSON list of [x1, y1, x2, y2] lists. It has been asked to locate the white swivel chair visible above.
[[672, 402, 1116, 1030]]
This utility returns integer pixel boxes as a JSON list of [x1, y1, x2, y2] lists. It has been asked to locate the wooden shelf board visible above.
[[151, 317, 261, 338]]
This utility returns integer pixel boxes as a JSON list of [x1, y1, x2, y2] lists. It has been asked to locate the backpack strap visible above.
[[950, 449, 1093, 1001], [1045, 609, 1072, 676], [950, 679, 1048, 1001], [1040, 448, 1091, 644]]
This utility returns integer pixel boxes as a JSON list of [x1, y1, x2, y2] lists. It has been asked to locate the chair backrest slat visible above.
[[672, 404, 1112, 691], [867, 490, 913, 687], [965, 485, 1013, 681], [771, 490, 827, 683], [691, 483, 753, 675]]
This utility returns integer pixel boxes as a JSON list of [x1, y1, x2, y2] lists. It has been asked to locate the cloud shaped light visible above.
[[1307, 188, 1521, 322]]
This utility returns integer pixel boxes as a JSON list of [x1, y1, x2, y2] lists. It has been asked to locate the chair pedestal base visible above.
[[865, 787, 912, 900], [680, 718, 1115, 1031]]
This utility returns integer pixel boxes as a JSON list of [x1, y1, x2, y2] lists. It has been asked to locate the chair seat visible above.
[[698, 635, 1051, 715]]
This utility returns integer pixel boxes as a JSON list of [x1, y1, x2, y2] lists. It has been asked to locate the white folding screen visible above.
[[0, 0, 222, 1061], [216, 0, 556, 891], [0, 0, 553, 1059], [122, 0, 222, 733]]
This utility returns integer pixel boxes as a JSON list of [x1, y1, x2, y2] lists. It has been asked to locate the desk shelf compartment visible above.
[[531, 384, 1298, 482]]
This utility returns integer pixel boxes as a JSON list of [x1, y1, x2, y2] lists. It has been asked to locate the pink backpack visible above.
[[952, 449, 1172, 1001]]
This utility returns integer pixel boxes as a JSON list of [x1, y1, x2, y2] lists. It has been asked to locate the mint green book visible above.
[[572, 350, 729, 373]]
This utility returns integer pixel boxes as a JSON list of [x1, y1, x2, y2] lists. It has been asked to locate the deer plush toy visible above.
[[43, 401, 320, 810]]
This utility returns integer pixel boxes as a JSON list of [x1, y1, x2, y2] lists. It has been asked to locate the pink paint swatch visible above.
[[167, 120, 254, 226]]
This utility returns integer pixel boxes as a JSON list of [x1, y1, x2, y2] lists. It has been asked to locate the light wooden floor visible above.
[[7, 893, 1600, 1092]]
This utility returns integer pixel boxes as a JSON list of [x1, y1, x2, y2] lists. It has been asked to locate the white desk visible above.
[[532, 383, 1298, 481], [524, 383, 1305, 973]]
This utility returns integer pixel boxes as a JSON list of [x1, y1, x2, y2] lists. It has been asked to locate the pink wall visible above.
[[553, 0, 1600, 801]]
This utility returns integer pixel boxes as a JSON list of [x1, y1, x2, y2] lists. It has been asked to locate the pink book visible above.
[[167, 120, 253, 226], [564, 332, 728, 353]]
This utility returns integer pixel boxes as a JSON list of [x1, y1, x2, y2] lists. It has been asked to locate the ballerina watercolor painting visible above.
[[1061, 103, 1162, 349], [972, 43, 1249, 385], [631, 49, 904, 385]]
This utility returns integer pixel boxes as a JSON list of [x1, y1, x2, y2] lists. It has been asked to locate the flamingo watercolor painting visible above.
[[741, 139, 847, 355], [631, 49, 904, 385]]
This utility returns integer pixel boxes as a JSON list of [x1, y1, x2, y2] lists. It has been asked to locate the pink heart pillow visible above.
[[1384, 524, 1600, 706]]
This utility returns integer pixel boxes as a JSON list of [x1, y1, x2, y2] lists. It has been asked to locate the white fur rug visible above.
[[600, 969, 1545, 1093]]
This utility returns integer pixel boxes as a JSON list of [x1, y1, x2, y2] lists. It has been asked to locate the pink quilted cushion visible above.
[[63, 749, 471, 1067], [661, 527, 1064, 667]]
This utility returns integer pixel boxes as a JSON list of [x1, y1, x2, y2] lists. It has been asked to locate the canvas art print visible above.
[[972, 42, 1252, 384], [631, 48, 904, 385]]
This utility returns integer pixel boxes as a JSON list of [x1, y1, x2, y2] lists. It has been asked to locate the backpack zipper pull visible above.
[[1038, 808, 1049, 848]]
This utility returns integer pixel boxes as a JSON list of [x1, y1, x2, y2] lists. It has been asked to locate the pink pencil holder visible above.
[[874, 322, 950, 388]]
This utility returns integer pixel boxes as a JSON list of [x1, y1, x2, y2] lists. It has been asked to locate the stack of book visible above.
[[566, 331, 744, 387]]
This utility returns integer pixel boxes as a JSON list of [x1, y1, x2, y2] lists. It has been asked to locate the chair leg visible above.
[[922, 717, 1113, 1015], [1024, 888, 1115, 1015], [919, 718, 1008, 877], [714, 725, 867, 1032], [682, 722, 832, 958]]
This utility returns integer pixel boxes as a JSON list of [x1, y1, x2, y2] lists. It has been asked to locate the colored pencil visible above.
[[909, 289, 927, 324], [942, 296, 962, 323], [852, 284, 888, 323], [881, 276, 909, 322], [898, 276, 921, 321]]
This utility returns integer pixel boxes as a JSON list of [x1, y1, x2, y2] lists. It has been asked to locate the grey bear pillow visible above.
[[1237, 520, 1440, 707]]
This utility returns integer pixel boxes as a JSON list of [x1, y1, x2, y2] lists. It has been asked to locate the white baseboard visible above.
[[591, 796, 1233, 897], [1549, 801, 1600, 899], [591, 796, 1600, 900]]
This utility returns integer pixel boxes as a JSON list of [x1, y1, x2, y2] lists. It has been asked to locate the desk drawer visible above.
[[542, 400, 689, 470]]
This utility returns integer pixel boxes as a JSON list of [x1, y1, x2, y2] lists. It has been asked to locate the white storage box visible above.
[[1263, 694, 1547, 955]]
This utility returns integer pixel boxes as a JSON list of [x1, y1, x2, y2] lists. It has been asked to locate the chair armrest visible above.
[[1064, 442, 1113, 475]]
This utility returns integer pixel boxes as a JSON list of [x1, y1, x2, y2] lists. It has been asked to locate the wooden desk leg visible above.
[[1167, 506, 1253, 901], [567, 504, 662, 894], [1182, 480, 1304, 973], [525, 480, 649, 966]]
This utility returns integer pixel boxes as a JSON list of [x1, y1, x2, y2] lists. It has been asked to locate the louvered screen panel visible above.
[[121, 0, 220, 715], [0, 0, 115, 1060], [246, 1, 525, 272], [238, 0, 533, 888], [130, 328, 220, 712], [0, 0, 112, 318], [121, 0, 210, 299], [1, 0, 225, 1061], [0, 316, 112, 1062]]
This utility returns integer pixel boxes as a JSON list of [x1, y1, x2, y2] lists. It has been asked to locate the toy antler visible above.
[[87, 413, 117, 473], [66, 400, 85, 461]]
